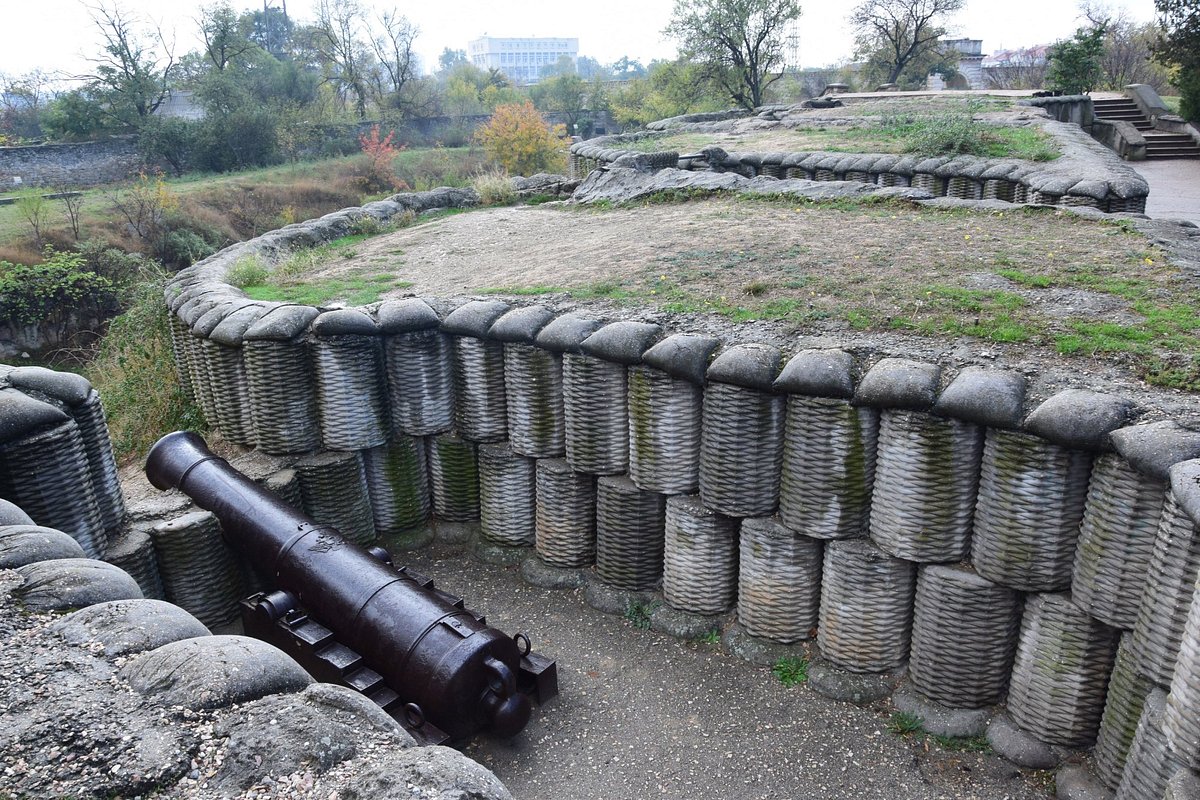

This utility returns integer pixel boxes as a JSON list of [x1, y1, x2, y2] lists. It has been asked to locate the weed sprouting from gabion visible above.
[[887, 711, 924, 735], [624, 600, 655, 630]]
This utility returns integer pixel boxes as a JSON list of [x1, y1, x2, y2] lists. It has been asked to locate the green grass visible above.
[[624, 600, 656, 630], [887, 711, 925, 735], [884, 711, 991, 753], [771, 656, 809, 686], [1162, 95, 1182, 115], [244, 274, 413, 306]]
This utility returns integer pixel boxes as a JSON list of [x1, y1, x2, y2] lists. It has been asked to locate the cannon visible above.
[[145, 431, 556, 743]]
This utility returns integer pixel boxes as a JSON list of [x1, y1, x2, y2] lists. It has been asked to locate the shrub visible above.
[[904, 103, 988, 156], [225, 255, 270, 288], [356, 125, 408, 194], [471, 169, 517, 206], [475, 101, 568, 176], [0, 249, 119, 326]]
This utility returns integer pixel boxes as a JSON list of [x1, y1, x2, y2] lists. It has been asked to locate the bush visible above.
[[160, 230, 216, 268], [902, 102, 988, 156], [475, 101, 568, 176], [355, 125, 408, 194], [0, 249, 119, 326], [225, 255, 270, 288], [471, 169, 517, 206]]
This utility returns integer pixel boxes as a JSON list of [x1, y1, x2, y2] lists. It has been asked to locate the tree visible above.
[[1046, 23, 1107, 94], [79, 3, 177, 130], [370, 9, 418, 104], [1079, 4, 1170, 90], [475, 101, 566, 175], [608, 56, 647, 79], [532, 73, 588, 133], [849, 0, 965, 86], [309, 0, 372, 118], [0, 70, 53, 140], [199, 2, 253, 71], [1153, 0, 1200, 120], [664, 0, 803, 110], [438, 48, 468, 75]]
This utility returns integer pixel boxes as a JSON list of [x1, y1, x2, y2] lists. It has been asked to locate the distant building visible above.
[[928, 38, 985, 90], [467, 36, 579, 84], [154, 90, 204, 121]]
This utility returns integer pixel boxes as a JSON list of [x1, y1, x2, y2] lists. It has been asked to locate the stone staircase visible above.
[[1093, 97, 1200, 159]]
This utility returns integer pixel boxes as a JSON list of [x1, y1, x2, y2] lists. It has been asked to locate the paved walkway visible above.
[[1134, 158, 1200, 225], [400, 543, 1052, 800]]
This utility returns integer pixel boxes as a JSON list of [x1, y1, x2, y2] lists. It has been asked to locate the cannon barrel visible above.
[[145, 431, 532, 740]]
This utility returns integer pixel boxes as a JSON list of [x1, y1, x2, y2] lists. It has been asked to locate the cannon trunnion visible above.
[[145, 431, 556, 743]]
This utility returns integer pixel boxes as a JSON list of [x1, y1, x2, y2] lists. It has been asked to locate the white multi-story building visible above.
[[467, 37, 579, 84]]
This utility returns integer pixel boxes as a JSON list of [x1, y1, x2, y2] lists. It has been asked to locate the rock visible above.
[[581, 321, 663, 365], [649, 604, 727, 640], [0, 388, 69, 445], [1055, 764, 1113, 800], [376, 298, 441, 334], [641, 333, 722, 385], [706, 343, 783, 391], [891, 685, 992, 738], [520, 555, 588, 589], [854, 358, 940, 410], [1111, 421, 1200, 482], [583, 580, 657, 618], [933, 367, 1026, 429], [987, 713, 1069, 769], [0, 498, 35, 525], [807, 657, 904, 704], [122, 635, 313, 710], [442, 299, 510, 338], [1024, 389, 1135, 451], [50, 598, 210, 657], [314, 744, 513, 800], [209, 683, 413, 792], [722, 622, 812, 667], [774, 349, 856, 399], [535, 313, 604, 353], [0, 524, 86, 568], [14, 558, 142, 611], [489, 305, 556, 343], [312, 308, 379, 337]]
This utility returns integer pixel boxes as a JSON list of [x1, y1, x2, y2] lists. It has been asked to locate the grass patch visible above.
[[243, 274, 413, 306], [887, 711, 925, 736], [478, 285, 565, 295], [771, 656, 809, 686], [624, 599, 656, 630]]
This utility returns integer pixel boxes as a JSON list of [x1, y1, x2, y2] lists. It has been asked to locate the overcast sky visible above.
[[0, 0, 1160, 80]]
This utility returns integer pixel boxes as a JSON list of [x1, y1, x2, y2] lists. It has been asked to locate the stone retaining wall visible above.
[[0, 137, 142, 189], [4, 185, 1200, 797]]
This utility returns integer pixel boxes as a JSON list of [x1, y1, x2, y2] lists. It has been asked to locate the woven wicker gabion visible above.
[[817, 539, 916, 673], [1116, 690, 1185, 800], [1165, 577, 1200, 772], [312, 335, 389, 451], [563, 353, 629, 475], [428, 433, 480, 522], [1130, 490, 1200, 686], [908, 564, 1021, 709], [699, 382, 785, 518], [294, 451, 376, 547], [1071, 454, 1166, 629], [363, 438, 430, 535], [1095, 634, 1157, 791], [105, 525, 165, 601], [151, 510, 245, 629], [169, 312, 195, 401], [478, 442, 536, 548], [627, 365, 703, 495], [244, 339, 321, 455], [385, 328, 454, 437], [971, 429, 1093, 592], [188, 329, 219, 424], [264, 468, 303, 510], [595, 475, 667, 591], [0, 419, 105, 559], [780, 396, 878, 540], [662, 495, 739, 616], [535, 458, 596, 568], [503, 343, 565, 458], [1007, 593, 1119, 749], [452, 336, 508, 443], [737, 516, 822, 643], [867, 410, 982, 563], [71, 390, 126, 537], [199, 338, 254, 446]]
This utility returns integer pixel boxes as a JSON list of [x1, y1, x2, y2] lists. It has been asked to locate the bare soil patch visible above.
[[309, 197, 1197, 392]]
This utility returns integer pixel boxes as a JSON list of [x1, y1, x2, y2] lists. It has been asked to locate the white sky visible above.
[[0, 0, 1160, 80]]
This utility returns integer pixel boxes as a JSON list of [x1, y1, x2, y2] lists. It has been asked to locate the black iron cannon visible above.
[[145, 431, 556, 743]]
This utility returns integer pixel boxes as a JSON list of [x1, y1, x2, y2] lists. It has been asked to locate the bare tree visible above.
[[1079, 3, 1171, 90], [984, 47, 1050, 89], [60, 191, 85, 241], [849, 0, 965, 85], [370, 9, 418, 98], [79, 3, 176, 129], [0, 70, 54, 138], [665, 0, 803, 110], [311, 0, 372, 118], [198, 2, 254, 71]]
